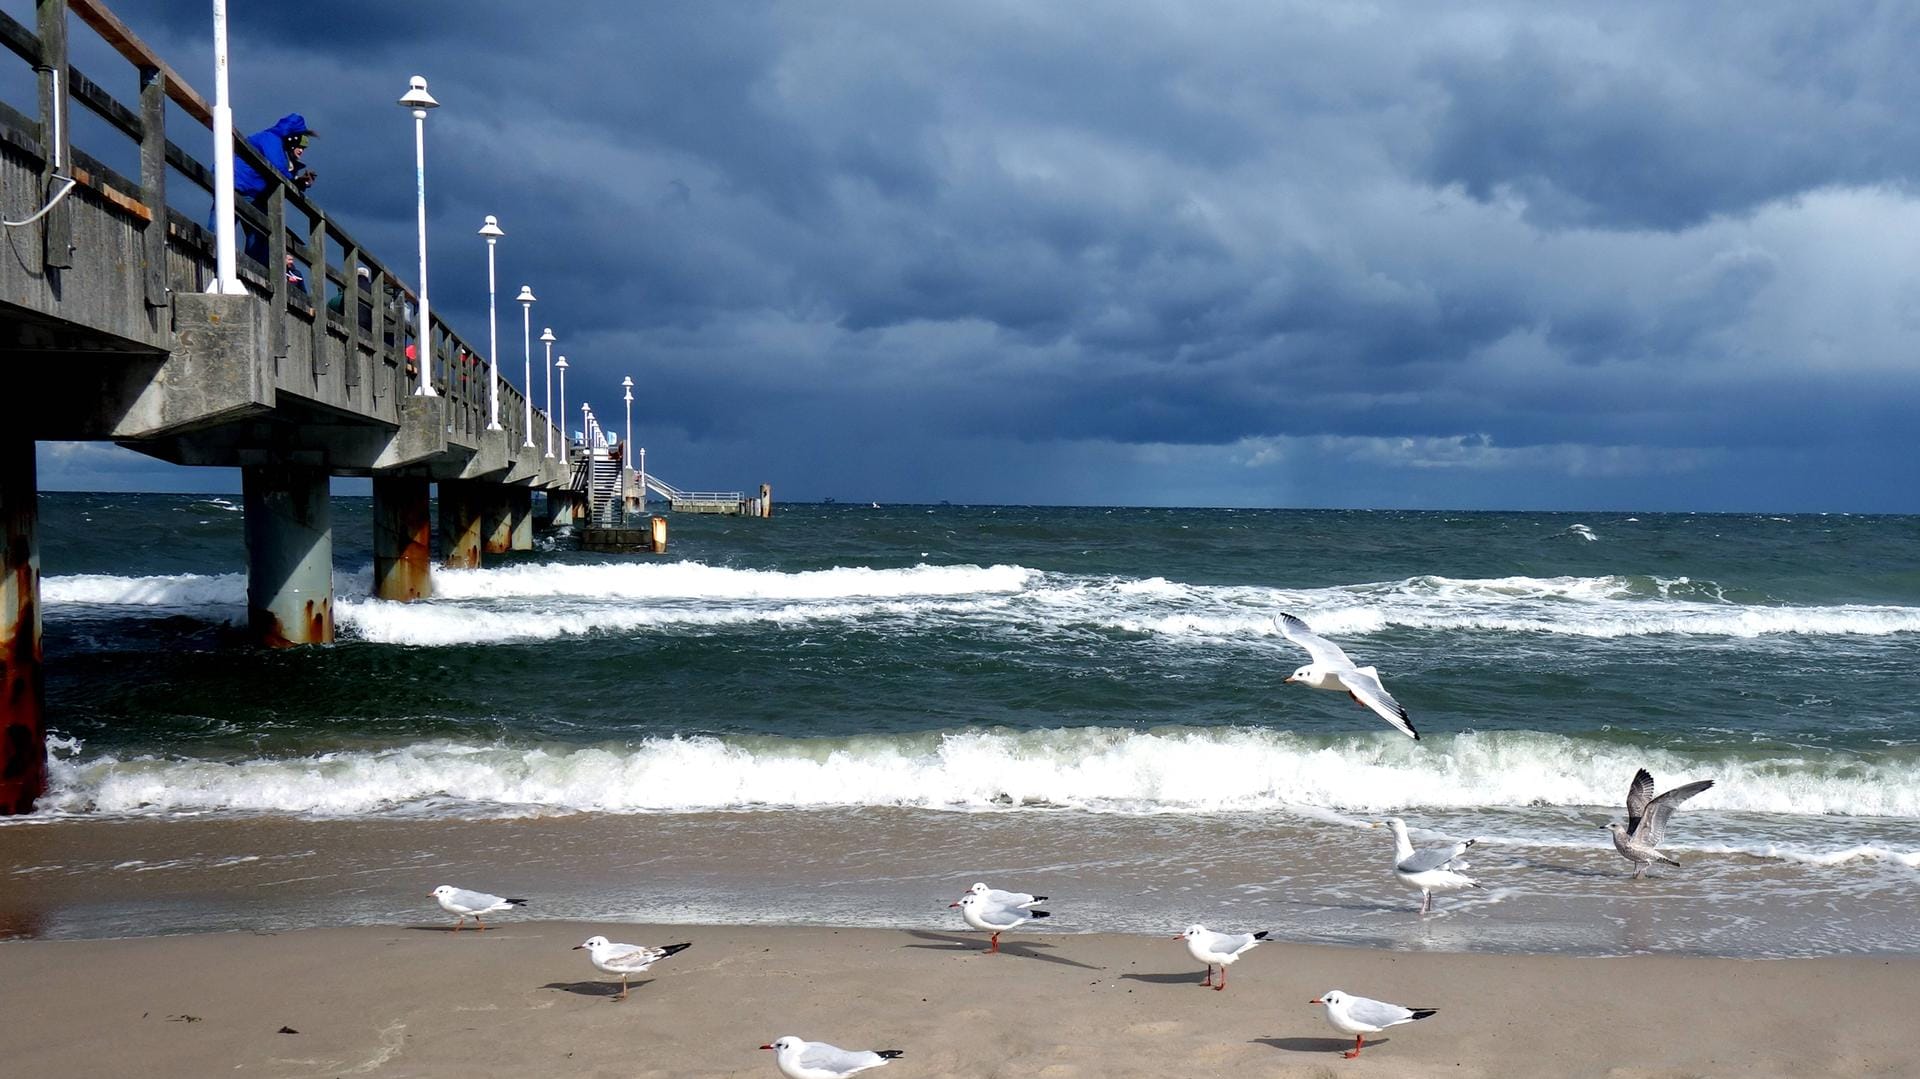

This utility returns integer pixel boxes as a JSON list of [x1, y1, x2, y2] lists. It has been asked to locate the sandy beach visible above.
[[1, 920, 1914, 1078]]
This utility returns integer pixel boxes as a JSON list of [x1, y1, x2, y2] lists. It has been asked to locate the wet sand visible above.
[[0, 920, 1914, 1078], [4, 809, 1916, 957]]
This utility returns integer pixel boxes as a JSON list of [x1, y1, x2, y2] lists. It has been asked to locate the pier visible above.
[[1, 0, 600, 812]]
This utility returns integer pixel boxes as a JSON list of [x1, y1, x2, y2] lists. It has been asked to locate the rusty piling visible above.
[[508, 487, 534, 551], [481, 485, 513, 557], [1, 438, 47, 814], [242, 463, 334, 647], [372, 476, 432, 600], [438, 481, 482, 568]]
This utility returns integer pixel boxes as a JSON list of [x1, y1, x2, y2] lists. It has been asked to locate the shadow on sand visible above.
[[901, 929, 1103, 970], [542, 979, 653, 999], [1254, 1035, 1388, 1054]]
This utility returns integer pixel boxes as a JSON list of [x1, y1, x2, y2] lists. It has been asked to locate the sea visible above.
[[2, 493, 1917, 959]]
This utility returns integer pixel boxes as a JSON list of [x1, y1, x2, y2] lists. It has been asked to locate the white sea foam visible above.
[[37, 728, 1920, 828], [427, 560, 1035, 601], [42, 572, 247, 608], [36, 564, 1920, 644]]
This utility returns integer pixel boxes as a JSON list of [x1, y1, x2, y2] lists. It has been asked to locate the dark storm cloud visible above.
[[29, 0, 1920, 509]]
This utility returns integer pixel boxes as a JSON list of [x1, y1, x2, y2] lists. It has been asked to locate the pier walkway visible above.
[[0, 0, 573, 811]]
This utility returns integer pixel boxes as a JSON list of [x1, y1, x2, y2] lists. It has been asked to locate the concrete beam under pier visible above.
[[372, 476, 432, 601], [241, 463, 333, 647], [0, 438, 47, 815]]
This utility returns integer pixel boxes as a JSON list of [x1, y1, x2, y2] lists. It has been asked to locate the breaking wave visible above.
[[35, 727, 1920, 823], [36, 565, 1920, 645]]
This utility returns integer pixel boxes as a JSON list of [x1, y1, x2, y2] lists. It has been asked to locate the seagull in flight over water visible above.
[[1608, 767, 1714, 878], [1276, 613, 1419, 739]]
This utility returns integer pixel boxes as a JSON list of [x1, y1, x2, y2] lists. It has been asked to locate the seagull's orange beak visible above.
[[1171, 932, 1185, 940], [948, 901, 961, 908], [571, 944, 584, 950], [759, 1044, 774, 1051], [1283, 674, 1297, 684], [1309, 998, 1324, 1004]]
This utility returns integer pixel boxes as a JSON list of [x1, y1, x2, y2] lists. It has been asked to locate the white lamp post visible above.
[[540, 327, 556, 458], [397, 76, 439, 396], [210, 0, 244, 294], [638, 446, 646, 509], [621, 374, 634, 467], [516, 286, 536, 446], [478, 215, 504, 429], [555, 355, 569, 462]]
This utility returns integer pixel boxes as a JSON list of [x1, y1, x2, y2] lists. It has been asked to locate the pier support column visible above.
[[438, 481, 482, 568], [372, 476, 432, 601], [242, 463, 334, 647], [481, 485, 513, 557], [548, 488, 577, 529], [508, 488, 533, 551], [1, 439, 47, 815]]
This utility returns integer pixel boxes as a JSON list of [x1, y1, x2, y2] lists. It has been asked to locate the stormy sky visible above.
[[24, 1, 1920, 510]]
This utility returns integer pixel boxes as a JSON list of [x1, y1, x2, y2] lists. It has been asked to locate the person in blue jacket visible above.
[[215, 113, 318, 266]]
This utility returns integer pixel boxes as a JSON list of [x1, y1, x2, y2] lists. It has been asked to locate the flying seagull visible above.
[[760, 1036, 903, 1079], [1311, 989, 1437, 1059], [1173, 924, 1271, 991], [1607, 768, 1714, 878], [428, 885, 525, 931], [572, 935, 692, 1001], [1276, 613, 1418, 739], [1376, 817, 1479, 913]]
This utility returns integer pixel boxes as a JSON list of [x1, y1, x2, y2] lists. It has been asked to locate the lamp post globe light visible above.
[[540, 327, 557, 459], [555, 355, 569, 462], [397, 75, 439, 397], [516, 286, 536, 446], [478, 215, 505, 429], [622, 376, 634, 472]]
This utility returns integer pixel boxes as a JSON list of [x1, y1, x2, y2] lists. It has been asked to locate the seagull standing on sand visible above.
[[1173, 924, 1270, 991], [760, 1036, 903, 1079], [572, 935, 692, 1000], [1376, 818, 1479, 913], [1276, 613, 1419, 740], [962, 881, 1048, 909], [951, 892, 1050, 953], [1310, 989, 1437, 1059], [428, 884, 525, 931], [1608, 768, 1715, 878]]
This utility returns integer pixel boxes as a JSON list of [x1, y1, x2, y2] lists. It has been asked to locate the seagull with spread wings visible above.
[[1607, 767, 1715, 878], [1276, 613, 1418, 740]]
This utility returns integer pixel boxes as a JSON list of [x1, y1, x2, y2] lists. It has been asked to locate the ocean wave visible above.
[[36, 565, 1920, 643], [425, 560, 1036, 601], [34, 727, 1920, 822], [42, 572, 248, 608]]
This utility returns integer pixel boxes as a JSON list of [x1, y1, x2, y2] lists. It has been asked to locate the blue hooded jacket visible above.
[[232, 113, 315, 199]]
